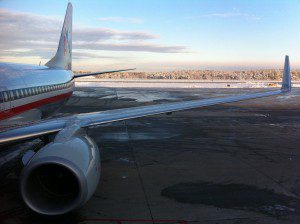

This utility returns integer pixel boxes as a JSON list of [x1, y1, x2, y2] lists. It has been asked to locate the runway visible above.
[[0, 85, 300, 223]]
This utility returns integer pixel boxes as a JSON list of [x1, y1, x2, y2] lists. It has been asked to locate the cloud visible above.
[[192, 12, 261, 20], [0, 48, 118, 60], [74, 42, 186, 53], [98, 17, 143, 24], [74, 28, 158, 41], [0, 8, 187, 61], [72, 51, 118, 60]]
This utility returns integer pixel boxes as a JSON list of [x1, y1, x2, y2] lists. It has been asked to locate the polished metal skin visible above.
[[21, 129, 100, 215], [0, 63, 73, 90], [0, 62, 74, 123]]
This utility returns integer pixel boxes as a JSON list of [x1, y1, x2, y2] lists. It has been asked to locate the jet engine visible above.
[[20, 132, 100, 215]]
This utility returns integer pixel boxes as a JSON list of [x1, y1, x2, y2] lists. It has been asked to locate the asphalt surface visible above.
[[0, 86, 300, 224]]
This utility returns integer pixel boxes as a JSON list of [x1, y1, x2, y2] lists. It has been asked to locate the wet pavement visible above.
[[0, 86, 300, 223]]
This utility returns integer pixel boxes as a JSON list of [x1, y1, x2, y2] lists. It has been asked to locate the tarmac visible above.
[[0, 85, 300, 224]]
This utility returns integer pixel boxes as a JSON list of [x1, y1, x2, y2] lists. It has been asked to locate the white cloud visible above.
[[0, 8, 187, 61], [74, 42, 186, 53]]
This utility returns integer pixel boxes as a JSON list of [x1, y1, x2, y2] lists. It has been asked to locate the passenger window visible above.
[[9, 91, 14, 100], [3, 92, 8, 102], [17, 90, 21, 98], [13, 90, 17, 99]]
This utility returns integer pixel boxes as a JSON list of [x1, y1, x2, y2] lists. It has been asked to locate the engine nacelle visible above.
[[20, 133, 100, 215]]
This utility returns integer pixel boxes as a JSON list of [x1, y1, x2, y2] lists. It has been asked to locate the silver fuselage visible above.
[[0, 62, 74, 124]]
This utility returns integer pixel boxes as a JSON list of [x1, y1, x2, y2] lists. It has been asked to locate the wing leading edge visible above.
[[0, 56, 292, 145]]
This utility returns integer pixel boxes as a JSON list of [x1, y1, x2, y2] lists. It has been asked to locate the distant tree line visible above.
[[74, 70, 300, 80]]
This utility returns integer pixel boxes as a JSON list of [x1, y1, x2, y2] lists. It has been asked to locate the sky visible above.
[[0, 0, 300, 71]]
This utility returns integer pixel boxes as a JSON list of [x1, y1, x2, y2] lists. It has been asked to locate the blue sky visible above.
[[0, 0, 299, 71]]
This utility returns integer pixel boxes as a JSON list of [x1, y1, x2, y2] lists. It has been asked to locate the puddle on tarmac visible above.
[[161, 181, 299, 216]]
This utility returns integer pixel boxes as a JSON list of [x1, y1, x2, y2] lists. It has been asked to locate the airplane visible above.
[[0, 3, 292, 216]]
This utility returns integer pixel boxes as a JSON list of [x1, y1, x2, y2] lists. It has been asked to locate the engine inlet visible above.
[[21, 162, 83, 215]]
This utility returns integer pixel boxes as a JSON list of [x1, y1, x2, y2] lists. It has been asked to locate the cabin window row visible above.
[[0, 81, 73, 102]]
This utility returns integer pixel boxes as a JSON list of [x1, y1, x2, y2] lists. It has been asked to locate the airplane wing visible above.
[[73, 68, 136, 78], [0, 56, 292, 145]]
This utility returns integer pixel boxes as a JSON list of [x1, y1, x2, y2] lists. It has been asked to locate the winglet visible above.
[[281, 55, 291, 92]]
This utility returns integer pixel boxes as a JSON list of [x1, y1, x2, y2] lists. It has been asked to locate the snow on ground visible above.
[[72, 90, 180, 102], [75, 79, 300, 89]]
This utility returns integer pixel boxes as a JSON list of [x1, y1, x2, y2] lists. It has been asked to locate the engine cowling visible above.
[[20, 133, 100, 215]]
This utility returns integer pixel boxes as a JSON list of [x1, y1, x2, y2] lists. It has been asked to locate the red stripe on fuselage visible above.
[[0, 91, 72, 121]]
